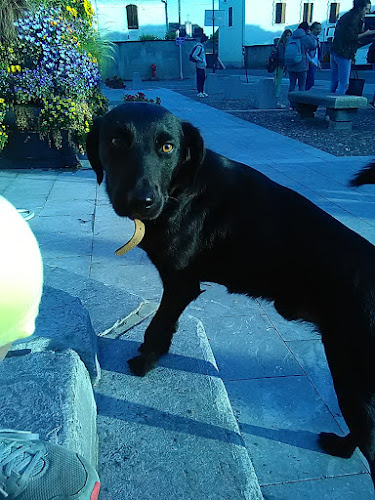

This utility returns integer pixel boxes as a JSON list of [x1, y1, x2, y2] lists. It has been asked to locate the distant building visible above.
[[218, 0, 354, 67], [93, 0, 213, 41]]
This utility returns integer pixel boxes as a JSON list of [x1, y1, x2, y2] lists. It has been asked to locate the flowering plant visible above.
[[0, 0, 109, 153], [124, 92, 161, 105], [0, 99, 8, 150]]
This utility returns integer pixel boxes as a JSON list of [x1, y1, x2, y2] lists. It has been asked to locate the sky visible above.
[[164, 0, 219, 28]]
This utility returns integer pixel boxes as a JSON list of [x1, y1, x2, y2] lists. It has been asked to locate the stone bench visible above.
[[288, 91, 368, 130]]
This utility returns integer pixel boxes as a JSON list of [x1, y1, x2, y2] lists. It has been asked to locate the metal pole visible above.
[[212, 0, 216, 73], [177, 0, 182, 80], [179, 44, 183, 79], [161, 0, 168, 33]]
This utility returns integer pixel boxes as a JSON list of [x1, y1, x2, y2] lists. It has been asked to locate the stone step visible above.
[[0, 268, 148, 472], [0, 350, 98, 466], [96, 313, 263, 500]]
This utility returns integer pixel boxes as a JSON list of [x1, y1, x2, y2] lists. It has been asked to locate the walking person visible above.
[[0, 196, 101, 500], [285, 22, 317, 100], [330, 0, 375, 94], [190, 34, 209, 97], [306, 22, 322, 90], [274, 29, 292, 106]]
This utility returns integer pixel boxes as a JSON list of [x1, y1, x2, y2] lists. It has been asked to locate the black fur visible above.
[[350, 161, 375, 187], [87, 103, 375, 487]]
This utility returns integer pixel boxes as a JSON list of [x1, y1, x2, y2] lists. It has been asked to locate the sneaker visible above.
[[0, 430, 100, 499], [197, 93, 205, 97], [202, 92, 209, 97]]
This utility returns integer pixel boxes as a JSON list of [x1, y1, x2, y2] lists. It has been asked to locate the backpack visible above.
[[284, 37, 303, 66], [266, 47, 279, 73], [367, 42, 375, 64], [189, 44, 202, 63]]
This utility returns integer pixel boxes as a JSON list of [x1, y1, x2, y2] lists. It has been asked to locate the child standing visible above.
[[191, 34, 209, 97], [274, 29, 292, 106]]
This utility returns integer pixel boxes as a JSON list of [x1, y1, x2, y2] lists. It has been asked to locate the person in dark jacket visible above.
[[306, 22, 322, 90], [330, 0, 375, 94], [286, 22, 317, 96]]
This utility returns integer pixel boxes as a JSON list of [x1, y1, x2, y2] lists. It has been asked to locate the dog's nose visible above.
[[144, 197, 154, 208], [128, 192, 155, 214]]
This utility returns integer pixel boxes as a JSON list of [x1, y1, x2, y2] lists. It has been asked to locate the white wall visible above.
[[218, 0, 244, 66], [219, 0, 355, 67], [94, 0, 166, 41]]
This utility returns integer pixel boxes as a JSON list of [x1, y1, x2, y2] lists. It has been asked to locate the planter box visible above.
[[1, 106, 81, 169], [0, 131, 81, 169]]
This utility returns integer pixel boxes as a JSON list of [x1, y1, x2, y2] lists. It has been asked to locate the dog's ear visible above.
[[181, 121, 205, 166], [86, 117, 104, 185]]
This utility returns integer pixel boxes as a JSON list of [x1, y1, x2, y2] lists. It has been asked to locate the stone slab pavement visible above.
[[1, 83, 375, 498]]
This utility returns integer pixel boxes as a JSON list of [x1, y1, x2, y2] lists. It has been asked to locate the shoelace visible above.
[[0, 432, 43, 498]]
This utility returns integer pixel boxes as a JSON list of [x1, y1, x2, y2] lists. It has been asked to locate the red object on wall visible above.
[[151, 64, 157, 78]]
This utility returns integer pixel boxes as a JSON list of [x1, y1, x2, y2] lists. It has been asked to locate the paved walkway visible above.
[[1, 83, 375, 498]]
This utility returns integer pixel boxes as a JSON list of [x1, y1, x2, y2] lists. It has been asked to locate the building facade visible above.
[[92, 0, 216, 41], [218, 0, 354, 67]]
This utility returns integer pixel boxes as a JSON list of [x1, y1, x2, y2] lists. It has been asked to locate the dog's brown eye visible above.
[[162, 143, 173, 153], [111, 138, 121, 147]]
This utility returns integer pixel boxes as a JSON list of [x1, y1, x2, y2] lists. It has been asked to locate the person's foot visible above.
[[202, 92, 209, 97], [0, 429, 100, 499], [197, 92, 205, 97]]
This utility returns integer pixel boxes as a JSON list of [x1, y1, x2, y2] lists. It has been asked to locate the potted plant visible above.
[[0, 0, 109, 168]]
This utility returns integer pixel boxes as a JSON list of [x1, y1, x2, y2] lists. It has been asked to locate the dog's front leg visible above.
[[128, 276, 201, 376]]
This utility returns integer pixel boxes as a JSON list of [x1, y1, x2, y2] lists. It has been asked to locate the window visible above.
[[275, 3, 286, 24], [303, 3, 314, 23], [329, 3, 340, 23], [228, 7, 233, 27], [126, 4, 139, 29]]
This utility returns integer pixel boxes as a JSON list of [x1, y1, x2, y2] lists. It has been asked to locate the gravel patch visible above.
[[173, 85, 375, 157], [228, 108, 375, 157]]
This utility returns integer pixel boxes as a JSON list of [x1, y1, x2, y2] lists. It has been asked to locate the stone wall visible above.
[[102, 40, 197, 80]]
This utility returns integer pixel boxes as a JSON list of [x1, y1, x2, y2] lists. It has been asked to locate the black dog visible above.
[[87, 102, 375, 487]]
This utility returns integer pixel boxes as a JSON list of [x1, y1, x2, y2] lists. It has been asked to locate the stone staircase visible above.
[[0, 266, 263, 499]]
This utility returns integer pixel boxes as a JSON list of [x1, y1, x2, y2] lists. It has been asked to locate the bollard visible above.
[[132, 72, 142, 90], [255, 77, 277, 109]]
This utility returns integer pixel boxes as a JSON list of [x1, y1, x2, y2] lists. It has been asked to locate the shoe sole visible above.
[[90, 481, 101, 500]]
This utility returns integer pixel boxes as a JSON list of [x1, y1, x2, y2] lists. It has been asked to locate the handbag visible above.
[[346, 68, 365, 96]]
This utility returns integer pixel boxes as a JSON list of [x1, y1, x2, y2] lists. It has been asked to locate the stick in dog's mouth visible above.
[[115, 219, 146, 256]]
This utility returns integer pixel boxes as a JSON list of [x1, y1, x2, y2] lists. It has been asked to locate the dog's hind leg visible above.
[[320, 335, 375, 488], [128, 276, 202, 376]]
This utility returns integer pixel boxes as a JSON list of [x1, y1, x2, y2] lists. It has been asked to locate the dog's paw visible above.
[[318, 432, 356, 458], [128, 354, 156, 377]]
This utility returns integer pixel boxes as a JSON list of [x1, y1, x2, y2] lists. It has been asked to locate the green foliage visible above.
[[0, 0, 28, 44], [0, 0, 109, 152], [165, 30, 177, 40], [139, 34, 162, 41], [124, 92, 161, 105]]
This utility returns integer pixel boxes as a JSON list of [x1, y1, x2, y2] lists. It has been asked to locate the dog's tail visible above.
[[349, 161, 375, 187]]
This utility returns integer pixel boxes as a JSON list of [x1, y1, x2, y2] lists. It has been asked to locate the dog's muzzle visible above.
[[113, 191, 164, 220]]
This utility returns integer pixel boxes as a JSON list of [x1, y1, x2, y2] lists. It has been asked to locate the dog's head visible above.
[[86, 102, 205, 220]]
